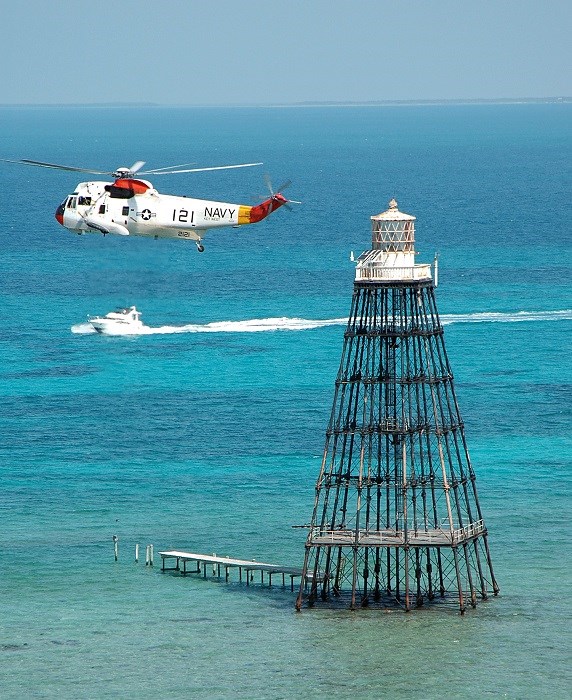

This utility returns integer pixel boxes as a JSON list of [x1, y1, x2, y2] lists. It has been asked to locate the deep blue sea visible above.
[[0, 104, 570, 698]]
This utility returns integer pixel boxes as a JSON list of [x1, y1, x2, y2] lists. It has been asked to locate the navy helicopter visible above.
[[3, 158, 298, 252]]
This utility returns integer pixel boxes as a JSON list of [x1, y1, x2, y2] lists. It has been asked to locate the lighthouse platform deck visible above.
[[309, 519, 486, 548]]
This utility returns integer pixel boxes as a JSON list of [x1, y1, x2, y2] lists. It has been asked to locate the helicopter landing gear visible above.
[[196, 242, 205, 253]]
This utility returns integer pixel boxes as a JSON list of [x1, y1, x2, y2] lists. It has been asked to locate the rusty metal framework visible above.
[[296, 210, 499, 612]]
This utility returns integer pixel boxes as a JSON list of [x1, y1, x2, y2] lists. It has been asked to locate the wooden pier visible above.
[[159, 550, 304, 591]]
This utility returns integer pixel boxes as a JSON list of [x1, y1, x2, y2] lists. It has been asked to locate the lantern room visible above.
[[355, 199, 432, 283], [371, 198, 415, 252]]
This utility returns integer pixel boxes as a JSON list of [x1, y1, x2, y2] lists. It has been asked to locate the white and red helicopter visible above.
[[3, 158, 297, 252]]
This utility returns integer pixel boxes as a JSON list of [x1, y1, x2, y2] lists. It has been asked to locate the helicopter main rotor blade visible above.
[[2, 158, 263, 178], [1, 159, 111, 174], [149, 162, 263, 175], [138, 163, 197, 174], [128, 161, 146, 174]]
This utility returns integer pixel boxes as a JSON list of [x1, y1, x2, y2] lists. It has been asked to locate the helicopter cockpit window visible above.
[[78, 196, 92, 206], [66, 197, 77, 209]]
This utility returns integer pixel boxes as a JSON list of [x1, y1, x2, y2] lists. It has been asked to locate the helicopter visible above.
[[2, 158, 298, 252]]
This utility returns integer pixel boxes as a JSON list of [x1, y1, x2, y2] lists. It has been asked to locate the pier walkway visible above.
[[159, 550, 304, 590]]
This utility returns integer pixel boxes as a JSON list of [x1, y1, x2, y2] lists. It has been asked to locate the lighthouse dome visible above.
[[371, 198, 416, 222]]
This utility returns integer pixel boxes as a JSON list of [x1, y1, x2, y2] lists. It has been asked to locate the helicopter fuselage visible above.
[[55, 177, 285, 247]]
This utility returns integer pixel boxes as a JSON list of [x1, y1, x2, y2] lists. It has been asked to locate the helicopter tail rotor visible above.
[[248, 176, 300, 222], [264, 175, 301, 213]]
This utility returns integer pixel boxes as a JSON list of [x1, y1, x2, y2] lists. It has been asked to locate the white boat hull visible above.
[[88, 306, 144, 335], [89, 319, 144, 335]]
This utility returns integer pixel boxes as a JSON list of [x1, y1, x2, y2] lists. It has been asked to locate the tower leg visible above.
[[426, 548, 434, 600], [404, 548, 411, 612], [472, 539, 488, 600], [321, 548, 333, 600], [437, 548, 446, 597], [386, 549, 392, 594], [463, 543, 477, 608], [415, 549, 423, 607], [295, 546, 312, 611], [350, 547, 358, 610], [452, 547, 466, 614], [361, 548, 370, 607], [395, 548, 401, 602], [374, 550, 381, 600], [483, 535, 500, 595], [332, 547, 346, 595]]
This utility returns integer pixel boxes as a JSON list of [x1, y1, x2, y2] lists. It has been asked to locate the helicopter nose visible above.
[[55, 201, 65, 226]]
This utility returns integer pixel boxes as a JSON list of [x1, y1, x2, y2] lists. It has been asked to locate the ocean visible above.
[[0, 104, 570, 698]]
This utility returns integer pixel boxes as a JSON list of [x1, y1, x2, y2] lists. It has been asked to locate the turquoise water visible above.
[[0, 104, 571, 698]]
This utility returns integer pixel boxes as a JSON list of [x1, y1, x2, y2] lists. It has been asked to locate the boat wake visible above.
[[440, 309, 572, 325], [70, 317, 348, 335], [71, 309, 572, 336]]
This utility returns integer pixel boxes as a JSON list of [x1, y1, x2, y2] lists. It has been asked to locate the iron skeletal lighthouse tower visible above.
[[296, 200, 499, 613]]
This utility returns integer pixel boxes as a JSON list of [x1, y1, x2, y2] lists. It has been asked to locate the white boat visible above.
[[88, 306, 144, 335]]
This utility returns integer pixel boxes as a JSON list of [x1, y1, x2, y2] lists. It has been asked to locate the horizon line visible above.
[[0, 96, 570, 108]]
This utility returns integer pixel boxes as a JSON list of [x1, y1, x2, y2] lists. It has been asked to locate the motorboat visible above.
[[88, 306, 144, 335]]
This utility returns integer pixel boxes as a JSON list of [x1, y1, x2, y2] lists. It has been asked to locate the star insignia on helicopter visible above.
[[140, 209, 154, 220]]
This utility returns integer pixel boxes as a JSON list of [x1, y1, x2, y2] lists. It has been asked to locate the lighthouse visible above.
[[296, 200, 499, 612]]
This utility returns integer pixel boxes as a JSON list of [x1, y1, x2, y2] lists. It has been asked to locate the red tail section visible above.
[[248, 194, 288, 223]]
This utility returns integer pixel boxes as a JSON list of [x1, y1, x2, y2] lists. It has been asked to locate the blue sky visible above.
[[1, 0, 570, 104]]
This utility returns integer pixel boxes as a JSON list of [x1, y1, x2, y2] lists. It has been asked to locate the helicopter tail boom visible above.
[[238, 193, 288, 225]]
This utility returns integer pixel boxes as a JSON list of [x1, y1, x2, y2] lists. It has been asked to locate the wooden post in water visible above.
[[146, 545, 154, 567]]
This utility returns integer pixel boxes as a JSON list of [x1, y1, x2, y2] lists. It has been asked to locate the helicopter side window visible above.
[[99, 205, 106, 214], [122, 206, 129, 216], [66, 197, 77, 209], [78, 196, 92, 206]]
